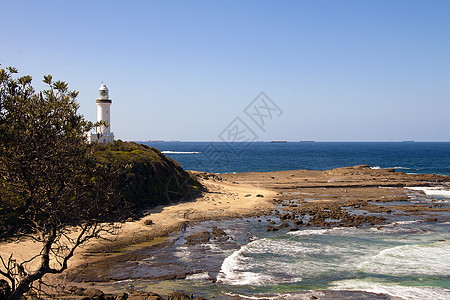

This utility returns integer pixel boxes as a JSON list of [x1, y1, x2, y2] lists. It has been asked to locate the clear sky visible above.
[[2, 0, 449, 141]]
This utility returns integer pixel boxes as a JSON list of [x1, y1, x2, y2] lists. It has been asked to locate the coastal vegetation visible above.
[[0, 66, 201, 299], [94, 140, 202, 209]]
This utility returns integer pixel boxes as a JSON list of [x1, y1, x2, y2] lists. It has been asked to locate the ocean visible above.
[[142, 141, 450, 175], [100, 142, 450, 299]]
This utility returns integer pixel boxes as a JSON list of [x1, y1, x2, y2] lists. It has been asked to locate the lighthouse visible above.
[[87, 84, 115, 144]]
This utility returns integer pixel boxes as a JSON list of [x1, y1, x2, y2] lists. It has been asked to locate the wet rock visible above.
[[266, 225, 278, 232], [280, 213, 292, 220], [244, 194, 251, 197], [167, 292, 192, 300], [158, 274, 177, 280], [128, 291, 163, 300], [185, 231, 210, 245], [176, 272, 187, 279], [211, 227, 228, 241], [426, 217, 438, 222], [212, 227, 226, 236], [276, 222, 290, 229], [294, 219, 304, 226]]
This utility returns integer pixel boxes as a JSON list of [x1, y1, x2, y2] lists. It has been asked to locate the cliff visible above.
[[94, 140, 203, 211]]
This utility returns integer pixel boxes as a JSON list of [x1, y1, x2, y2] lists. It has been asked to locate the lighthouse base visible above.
[[87, 131, 115, 145]]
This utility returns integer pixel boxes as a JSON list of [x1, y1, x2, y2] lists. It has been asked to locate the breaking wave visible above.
[[330, 279, 450, 300], [407, 186, 450, 198], [358, 240, 450, 276], [162, 151, 201, 154]]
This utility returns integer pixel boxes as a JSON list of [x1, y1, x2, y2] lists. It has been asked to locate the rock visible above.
[[83, 287, 104, 299], [266, 225, 278, 232], [185, 231, 210, 245], [426, 217, 438, 222], [148, 292, 163, 300], [280, 213, 290, 220], [115, 292, 128, 300], [167, 292, 192, 300], [211, 227, 228, 241], [294, 219, 303, 226], [158, 274, 177, 280], [277, 222, 289, 229], [354, 164, 371, 169], [0, 279, 11, 300], [211, 227, 227, 238], [176, 272, 187, 279], [128, 291, 162, 300], [68, 286, 85, 296], [244, 194, 251, 197], [144, 219, 153, 225], [256, 194, 264, 197]]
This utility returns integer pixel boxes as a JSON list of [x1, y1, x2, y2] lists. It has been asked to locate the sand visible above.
[[0, 175, 276, 273]]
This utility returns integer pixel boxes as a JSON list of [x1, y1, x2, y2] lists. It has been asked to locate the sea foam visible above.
[[217, 238, 317, 285], [358, 240, 450, 276], [407, 187, 450, 198], [330, 279, 450, 300]]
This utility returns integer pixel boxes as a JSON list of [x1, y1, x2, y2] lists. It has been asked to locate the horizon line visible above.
[[129, 140, 450, 143]]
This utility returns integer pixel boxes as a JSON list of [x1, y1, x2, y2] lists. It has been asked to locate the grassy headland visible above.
[[94, 140, 203, 213]]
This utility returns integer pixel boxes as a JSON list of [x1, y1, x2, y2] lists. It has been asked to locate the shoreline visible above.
[[0, 173, 277, 276], [73, 165, 450, 263], [3, 165, 450, 298]]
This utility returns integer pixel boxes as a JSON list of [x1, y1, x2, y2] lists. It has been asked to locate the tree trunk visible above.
[[8, 275, 35, 300]]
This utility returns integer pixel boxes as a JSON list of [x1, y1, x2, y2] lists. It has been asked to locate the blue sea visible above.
[[101, 142, 450, 299], [142, 141, 450, 175]]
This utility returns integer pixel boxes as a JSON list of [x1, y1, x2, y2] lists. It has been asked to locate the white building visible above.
[[87, 84, 115, 144]]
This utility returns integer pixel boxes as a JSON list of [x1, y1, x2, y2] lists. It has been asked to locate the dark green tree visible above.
[[0, 66, 127, 299]]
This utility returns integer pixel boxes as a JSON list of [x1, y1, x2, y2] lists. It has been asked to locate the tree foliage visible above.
[[0, 66, 127, 299]]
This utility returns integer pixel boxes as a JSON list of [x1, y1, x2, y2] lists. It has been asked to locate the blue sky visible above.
[[2, 0, 449, 141]]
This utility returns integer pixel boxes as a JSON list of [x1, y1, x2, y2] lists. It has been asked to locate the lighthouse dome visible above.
[[98, 84, 109, 99]]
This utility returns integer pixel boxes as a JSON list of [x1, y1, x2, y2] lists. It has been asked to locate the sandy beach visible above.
[[0, 172, 276, 276]]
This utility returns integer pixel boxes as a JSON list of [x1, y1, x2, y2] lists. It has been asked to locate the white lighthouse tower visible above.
[[87, 84, 115, 144]]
